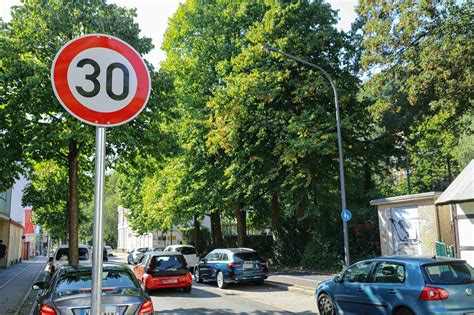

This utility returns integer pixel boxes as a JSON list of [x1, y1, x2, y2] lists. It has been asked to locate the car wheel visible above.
[[255, 279, 264, 285], [194, 268, 203, 283], [394, 307, 415, 315], [318, 293, 335, 315], [183, 286, 192, 293], [216, 271, 227, 289]]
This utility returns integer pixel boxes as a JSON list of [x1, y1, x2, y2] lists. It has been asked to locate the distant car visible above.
[[164, 245, 199, 270], [316, 256, 474, 315], [194, 248, 268, 289], [105, 245, 113, 257], [128, 247, 149, 264], [151, 247, 165, 252], [48, 244, 92, 274], [133, 251, 192, 293], [32, 263, 153, 315]]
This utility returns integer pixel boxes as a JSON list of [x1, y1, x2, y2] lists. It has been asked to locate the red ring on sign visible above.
[[52, 35, 150, 126]]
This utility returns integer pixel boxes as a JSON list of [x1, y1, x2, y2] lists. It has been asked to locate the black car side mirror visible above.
[[32, 281, 45, 290], [201, 258, 207, 263], [333, 275, 343, 283]]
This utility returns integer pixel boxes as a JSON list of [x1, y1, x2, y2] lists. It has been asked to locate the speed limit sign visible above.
[[51, 34, 150, 127]]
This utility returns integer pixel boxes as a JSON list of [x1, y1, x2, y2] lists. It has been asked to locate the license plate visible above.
[[79, 306, 119, 315], [162, 278, 178, 284], [243, 261, 254, 269]]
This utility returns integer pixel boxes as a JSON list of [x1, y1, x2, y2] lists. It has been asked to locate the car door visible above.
[[133, 254, 149, 281], [333, 261, 375, 314], [199, 251, 220, 280], [361, 261, 408, 314]]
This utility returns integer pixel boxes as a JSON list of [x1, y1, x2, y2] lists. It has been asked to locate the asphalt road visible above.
[[110, 253, 318, 314]]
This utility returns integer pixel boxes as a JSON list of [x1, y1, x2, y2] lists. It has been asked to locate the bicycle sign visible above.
[[51, 34, 150, 127]]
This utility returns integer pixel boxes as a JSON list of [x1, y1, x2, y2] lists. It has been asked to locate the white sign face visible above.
[[68, 48, 138, 113], [51, 34, 150, 127]]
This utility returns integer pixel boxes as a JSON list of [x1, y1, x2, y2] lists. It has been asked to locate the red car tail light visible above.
[[227, 263, 241, 268], [138, 299, 154, 314], [39, 304, 57, 315], [419, 286, 449, 300]]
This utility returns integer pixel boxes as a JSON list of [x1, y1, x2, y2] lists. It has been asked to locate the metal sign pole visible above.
[[91, 127, 106, 315]]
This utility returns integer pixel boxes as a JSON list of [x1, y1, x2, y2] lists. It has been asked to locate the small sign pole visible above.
[[91, 127, 106, 315]]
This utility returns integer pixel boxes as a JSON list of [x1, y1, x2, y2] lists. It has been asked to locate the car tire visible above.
[[183, 286, 192, 293], [194, 268, 203, 283], [394, 307, 415, 315], [317, 293, 335, 315], [216, 271, 227, 289], [255, 279, 264, 285]]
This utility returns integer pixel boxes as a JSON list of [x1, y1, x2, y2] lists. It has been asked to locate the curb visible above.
[[265, 280, 315, 296]]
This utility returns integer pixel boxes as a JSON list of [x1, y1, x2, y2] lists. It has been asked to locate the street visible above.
[[111, 254, 319, 314]]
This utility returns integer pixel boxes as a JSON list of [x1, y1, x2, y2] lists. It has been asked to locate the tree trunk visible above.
[[271, 192, 280, 234], [235, 202, 246, 247], [193, 214, 201, 253], [210, 212, 223, 247], [67, 139, 79, 266]]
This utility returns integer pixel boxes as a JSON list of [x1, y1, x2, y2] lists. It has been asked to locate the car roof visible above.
[[365, 256, 466, 265], [58, 263, 130, 274], [149, 251, 184, 257], [213, 248, 256, 253], [167, 244, 194, 248]]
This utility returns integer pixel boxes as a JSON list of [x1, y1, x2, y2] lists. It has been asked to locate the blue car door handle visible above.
[[388, 289, 396, 295]]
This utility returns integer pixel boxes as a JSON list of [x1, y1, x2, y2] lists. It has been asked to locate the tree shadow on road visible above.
[[155, 308, 313, 314]]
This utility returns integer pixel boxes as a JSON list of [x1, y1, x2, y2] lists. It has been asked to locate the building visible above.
[[435, 159, 474, 266], [117, 206, 211, 251], [370, 192, 452, 257], [0, 188, 24, 268]]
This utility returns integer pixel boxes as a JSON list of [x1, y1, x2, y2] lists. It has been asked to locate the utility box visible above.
[[370, 192, 453, 257]]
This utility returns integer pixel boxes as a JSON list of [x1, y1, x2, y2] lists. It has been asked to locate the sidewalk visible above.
[[0, 256, 47, 315], [266, 267, 336, 296]]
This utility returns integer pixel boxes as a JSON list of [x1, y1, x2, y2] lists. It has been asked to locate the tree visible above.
[[0, 0, 154, 265], [357, 1, 473, 192]]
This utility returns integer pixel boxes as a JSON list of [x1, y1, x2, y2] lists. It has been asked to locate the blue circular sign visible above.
[[341, 209, 352, 221]]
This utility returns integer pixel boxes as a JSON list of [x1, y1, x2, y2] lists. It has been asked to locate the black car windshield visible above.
[[150, 255, 186, 271], [233, 252, 262, 262], [137, 248, 148, 253], [55, 248, 89, 261], [54, 270, 139, 298], [424, 262, 474, 284]]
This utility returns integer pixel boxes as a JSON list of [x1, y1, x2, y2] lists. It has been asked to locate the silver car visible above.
[[127, 247, 149, 264], [32, 263, 153, 315]]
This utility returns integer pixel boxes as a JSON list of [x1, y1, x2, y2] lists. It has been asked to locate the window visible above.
[[424, 262, 474, 285], [233, 252, 262, 262], [219, 253, 229, 261], [372, 262, 405, 283], [149, 255, 187, 271], [205, 251, 220, 262], [343, 261, 372, 283], [180, 247, 197, 255], [139, 254, 148, 265], [55, 248, 89, 261]]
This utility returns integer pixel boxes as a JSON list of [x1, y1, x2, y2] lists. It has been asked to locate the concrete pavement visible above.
[[0, 256, 47, 315]]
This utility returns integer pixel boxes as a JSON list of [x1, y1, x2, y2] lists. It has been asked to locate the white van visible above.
[[163, 245, 199, 270], [48, 244, 92, 274]]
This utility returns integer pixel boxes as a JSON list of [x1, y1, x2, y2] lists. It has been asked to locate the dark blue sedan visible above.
[[194, 248, 268, 289], [316, 256, 474, 315]]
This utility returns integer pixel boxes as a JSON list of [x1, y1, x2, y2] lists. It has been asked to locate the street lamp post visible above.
[[262, 46, 350, 267]]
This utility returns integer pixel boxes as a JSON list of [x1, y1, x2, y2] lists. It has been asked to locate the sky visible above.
[[0, 0, 358, 68]]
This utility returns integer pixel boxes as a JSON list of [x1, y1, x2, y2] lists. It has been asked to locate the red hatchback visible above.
[[133, 252, 192, 293]]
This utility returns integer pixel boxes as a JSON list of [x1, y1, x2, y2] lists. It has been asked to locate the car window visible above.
[[150, 255, 187, 271], [54, 270, 138, 298], [55, 248, 90, 261], [372, 262, 405, 283], [219, 253, 229, 261], [139, 254, 149, 265], [424, 262, 474, 285], [233, 252, 262, 262], [180, 247, 197, 255], [205, 251, 220, 262], [137, 247, 148, 253], [343, 261, 373, 283]]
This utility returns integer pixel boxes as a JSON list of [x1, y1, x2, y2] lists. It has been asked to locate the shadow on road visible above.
[[155, 308, 309, 314], [148, 286, 221, 298]]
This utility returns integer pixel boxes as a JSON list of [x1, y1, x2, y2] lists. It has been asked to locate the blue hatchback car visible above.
[[316, 256, 474, 315], [194, 248, 268, 289]]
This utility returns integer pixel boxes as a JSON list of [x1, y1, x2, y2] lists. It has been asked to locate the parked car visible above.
[[150, 247, 165, 252], [32, 263, 153, 315], [163, 245, 199, 270], [316, 256, 474, 315], [105, 245, 113, 257], [194, 248, 268, 289], [48, 244, 92, 274], [132, 251, 193, 293], [128, 247, 149, 264]]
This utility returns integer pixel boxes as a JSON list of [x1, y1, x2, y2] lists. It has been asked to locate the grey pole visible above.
[[262, 46, 350, 267], [91, 127, 106, 314]]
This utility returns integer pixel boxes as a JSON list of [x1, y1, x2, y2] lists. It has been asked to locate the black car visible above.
[[32, 263, 153, 315]]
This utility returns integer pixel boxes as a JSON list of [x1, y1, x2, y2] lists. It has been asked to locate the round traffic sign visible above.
[[51, 34, 150, 127], [341, 209, 352, 222]]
